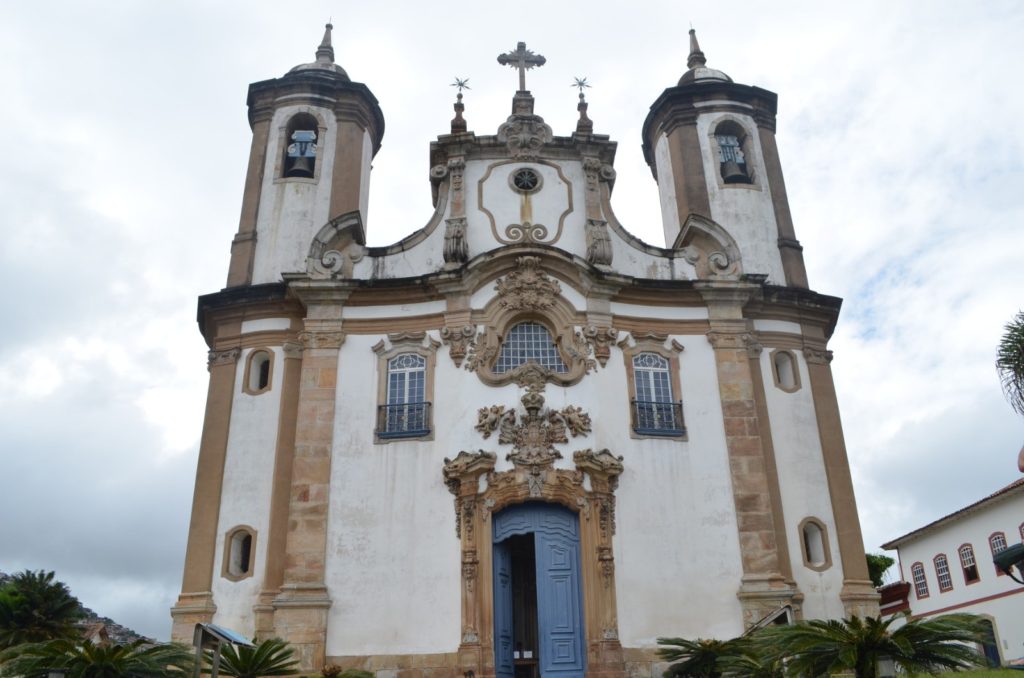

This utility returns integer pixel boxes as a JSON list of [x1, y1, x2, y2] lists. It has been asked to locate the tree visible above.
[[0, 638, 193, 677], [865, 553, 895, 587], [205, 638, 298, 678], [0, 570, 82, 648], [657, 637, 743, 678], [996, 310, 1024, 471], [757, 613, 986, 678]]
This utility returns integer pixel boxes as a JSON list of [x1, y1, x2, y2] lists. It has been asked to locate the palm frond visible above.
[[997, 311, 1024, 416]]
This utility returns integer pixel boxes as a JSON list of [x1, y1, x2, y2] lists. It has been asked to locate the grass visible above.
[[949, 670, 1022, 676]]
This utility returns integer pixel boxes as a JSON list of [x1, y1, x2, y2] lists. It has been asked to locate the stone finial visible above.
[[316, 23, 335, 64], [573, 78, 593, 136], [450, 78, 470, 134], [686, 27, 707, 69]]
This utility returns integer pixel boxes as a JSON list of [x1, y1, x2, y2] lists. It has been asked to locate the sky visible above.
[[0, 0, 1021, 642]]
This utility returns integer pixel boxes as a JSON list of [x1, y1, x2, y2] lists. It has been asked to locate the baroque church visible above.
[[172, 25, 879, 677]]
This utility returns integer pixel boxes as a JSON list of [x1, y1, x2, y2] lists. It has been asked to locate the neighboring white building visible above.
[[882, 478, 1024, 667], [171, 26, 879, 676]]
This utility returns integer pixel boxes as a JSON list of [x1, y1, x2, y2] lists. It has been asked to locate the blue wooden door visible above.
[[493, 503, 585, 678], [493, 539, 515, 678]]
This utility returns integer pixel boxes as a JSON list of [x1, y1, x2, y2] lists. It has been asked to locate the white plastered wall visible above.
[[611, 335, 747, 645], [757, 342, 846, 620], [251, 105, 337, 284], [696, 112, 786, 285], [210, 345, 285, 633]]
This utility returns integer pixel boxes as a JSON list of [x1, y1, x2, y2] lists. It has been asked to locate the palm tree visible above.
[[0, 638, 193, 677], [715, 643, 785, 678], [206, 638, 298, 678], [0, 570, 82, 648], [657, 637, 744, 678], [996, 310, 1024, 471], [758, 613, 986, 677]]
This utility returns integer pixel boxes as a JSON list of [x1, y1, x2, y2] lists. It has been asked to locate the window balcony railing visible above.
[[376, 402, 431, 439], [630, 399, 685, 437]]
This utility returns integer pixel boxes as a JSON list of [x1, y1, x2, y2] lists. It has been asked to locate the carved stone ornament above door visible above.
[[441, 380, 626, 678]]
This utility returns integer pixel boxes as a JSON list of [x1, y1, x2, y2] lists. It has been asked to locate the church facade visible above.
[[172, 26, 878, 677]]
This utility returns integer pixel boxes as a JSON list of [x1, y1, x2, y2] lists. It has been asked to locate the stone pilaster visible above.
[[802, 336, 879, 617], [698, 284, 799, 627], [254, 339, 304, 638], [171, 347, 241, 641], [272, 313, 346, 672]]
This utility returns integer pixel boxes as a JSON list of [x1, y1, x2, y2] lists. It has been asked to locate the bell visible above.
[[722, 159, 747, 184], [287, 155, 314, 178]]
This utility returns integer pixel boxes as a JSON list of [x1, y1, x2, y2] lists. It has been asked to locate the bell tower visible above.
[[642, 29, 808, 288], [225, 23, 384, 288]]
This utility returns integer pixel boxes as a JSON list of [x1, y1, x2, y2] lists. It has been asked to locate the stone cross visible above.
[[497, 42, 546, 92]]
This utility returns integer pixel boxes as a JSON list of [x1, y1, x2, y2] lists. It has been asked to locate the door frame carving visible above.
[[443, 446, 625, 678]]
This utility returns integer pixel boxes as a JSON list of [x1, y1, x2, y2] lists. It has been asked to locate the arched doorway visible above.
[[493, 503, 585, 678]]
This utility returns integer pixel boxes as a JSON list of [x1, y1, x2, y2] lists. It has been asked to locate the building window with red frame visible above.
[[911, 562, 929, 598], [934, 554, 953, 592], [959, 544, 980, 584], [990, 532, 1008, 576]]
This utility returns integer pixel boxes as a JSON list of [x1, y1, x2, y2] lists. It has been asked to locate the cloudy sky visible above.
[[0, 1, 1021, 641]]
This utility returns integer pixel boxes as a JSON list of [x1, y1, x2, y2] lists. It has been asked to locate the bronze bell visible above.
[[722, 159, 747, 183], [287, 155, 314, 178]]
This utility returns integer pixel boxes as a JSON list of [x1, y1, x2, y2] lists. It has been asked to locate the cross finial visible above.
[[451, 77, 471, 95], [497, 41, 546, 92], [572, 77, 591, 99]]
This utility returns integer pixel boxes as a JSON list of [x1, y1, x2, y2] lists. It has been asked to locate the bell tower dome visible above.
[[642, 29, 808, 288], [225, 24, 384, 288]]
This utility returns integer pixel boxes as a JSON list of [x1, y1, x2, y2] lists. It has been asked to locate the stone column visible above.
[[802, 336, 879, 617], [171, 346, 240, 641], [273, 307, 347, 672], [254, 339, 304, 638], [698, 284, 800, 627]]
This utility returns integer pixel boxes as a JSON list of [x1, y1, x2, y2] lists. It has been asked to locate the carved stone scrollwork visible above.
[[298, 330, 346, 350], [462, 549, 478, 593], [479, 385, 593, 469], [282, 341, 304, 360], [443, 217, 469, 264], [582, 325, 618, 367], [495, 256, 561, 311], [440, 325, 477, 368], [497, 116, 554, 160], [585, 218, 613, 266], [430, 164, 449, 181], [207, 348, 240, 368], [705, 330, 757, 352], [803, 346, 834, 364]]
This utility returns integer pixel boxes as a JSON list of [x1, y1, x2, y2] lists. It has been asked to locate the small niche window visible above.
[[991, 532, 1008, 575], [771, 349, 801, 392], [934, 554, 953, 592], [243, 349, 273, 395], [631, 352, 685, 436], [714, 120, 753, 185], [959, 544, 980, 584], [911, 562, 929, 598], [798, 517, 831, 571], [378, 353, 430, 438], [283, 113, 319, 179], [223, 526, 256, 581], [495, 322, 568, 374]]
